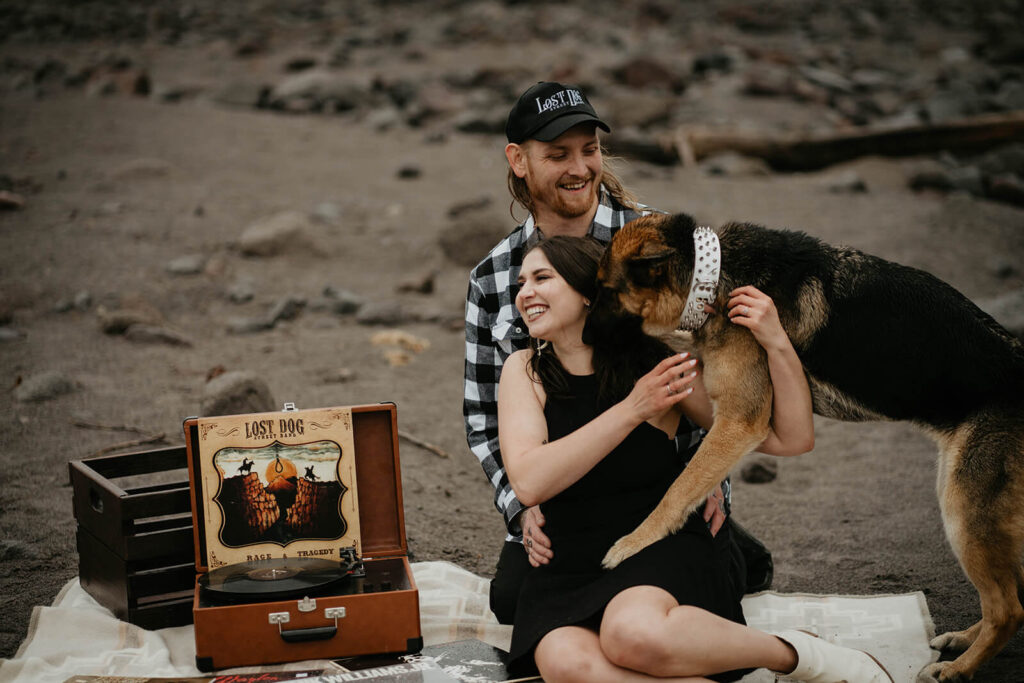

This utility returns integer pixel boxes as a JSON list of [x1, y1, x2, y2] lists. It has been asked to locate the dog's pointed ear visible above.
[[626, 245, 675, 288], [630, 243, 676, 266], [630, 250, 674, 266]]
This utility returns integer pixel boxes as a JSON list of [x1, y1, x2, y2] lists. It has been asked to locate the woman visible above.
[[498, 236, 891, 683]]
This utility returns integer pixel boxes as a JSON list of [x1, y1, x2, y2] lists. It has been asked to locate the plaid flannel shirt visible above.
[[463, 188, 715, 541]]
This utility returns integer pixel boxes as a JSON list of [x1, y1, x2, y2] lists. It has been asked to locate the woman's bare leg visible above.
[[598, 586, 797, 677], [535, 625, 716, 683]]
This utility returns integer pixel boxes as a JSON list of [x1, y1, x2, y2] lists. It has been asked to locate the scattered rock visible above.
[[820, 170, 868, 193], [200, 371, 275, 417], [322, 286, 365, 315], [610, 56, 686, 93], [226, 317, 273, 335], [95, 201, 126, 216], [74, 290, 92, 311], [692, 50, 736, 77], [798, 65, 855, 94], [366, 106, 404, 131], [322, 368, 356, 384], [84, 68, 150, 98], [266, 70, 370, 112], [908, 163, 984, 196], [989, 257, 1017, 280], [267, 296, 305, 325], [356, 300, 418, 326], [452, 107, 507, 135], [742, 64, 795, 97], [237, 210, 313, 257], [0, 327, 25, 342], [700, 151, 771, 177], [975, 144, 1024, 177], [397, 270, 436, 294], [0, 190, 25, 210], [209, 80, 267, 109], [284, 56, 318, 72], [165, 254, 206, 276], [370, 329, 431, 353], [397, 163, 422, 179], [152, 82, 206, 103], [446, 195, 493, 219], [96, 302, 164, 334], [921, 80, 981, 122], [992, 80, 1024, 112], [986, 174, 1024, 207], [226, 280, 256, 304], [14, 371, 77, 402], [383, 349, 413, 367], [124, 324, 193, 347], [740, 455, 778, 484], [311, 202, 342, 224]]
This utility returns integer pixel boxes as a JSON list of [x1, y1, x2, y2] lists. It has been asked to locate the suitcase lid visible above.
[[184, 403, 408, 573]]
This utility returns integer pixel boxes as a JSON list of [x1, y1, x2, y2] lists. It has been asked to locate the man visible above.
[[463, 82, 770, 623]]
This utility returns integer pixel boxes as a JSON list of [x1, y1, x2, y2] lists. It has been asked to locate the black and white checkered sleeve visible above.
[[464, 276, 524, 536]]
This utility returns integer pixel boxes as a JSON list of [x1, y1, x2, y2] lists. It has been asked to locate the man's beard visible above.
[[530, 172, 601, 220]]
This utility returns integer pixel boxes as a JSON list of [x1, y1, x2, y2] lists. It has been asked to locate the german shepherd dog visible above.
[[585, 213, 1024, 682]]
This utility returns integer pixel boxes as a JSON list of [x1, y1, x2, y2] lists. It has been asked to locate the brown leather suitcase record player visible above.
[[183, 403, 422, 671]]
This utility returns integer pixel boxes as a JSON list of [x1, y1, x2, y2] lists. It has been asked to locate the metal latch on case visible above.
[[268, 605, 346, 642]]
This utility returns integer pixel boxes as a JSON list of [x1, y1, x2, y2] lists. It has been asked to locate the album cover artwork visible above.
[[195, 407, 360, 568]]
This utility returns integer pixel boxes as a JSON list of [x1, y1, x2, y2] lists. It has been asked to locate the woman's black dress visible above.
[[507, 373, 747, 678]]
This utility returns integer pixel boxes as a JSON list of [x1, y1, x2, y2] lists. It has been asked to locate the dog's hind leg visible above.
[[921, 417, 1024, 682]]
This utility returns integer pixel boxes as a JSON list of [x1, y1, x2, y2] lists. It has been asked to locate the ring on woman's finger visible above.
[[527, 538, 533, 548], [742, 305, 750, 315], [666, 384, 674, 396]]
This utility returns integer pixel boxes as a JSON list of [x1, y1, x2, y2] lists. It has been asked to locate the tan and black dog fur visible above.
[[585, 213, 1024, 682]]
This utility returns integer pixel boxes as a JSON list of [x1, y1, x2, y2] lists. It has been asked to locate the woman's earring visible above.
[[536, 339, 549, 356], [584, 299, 591, 309]]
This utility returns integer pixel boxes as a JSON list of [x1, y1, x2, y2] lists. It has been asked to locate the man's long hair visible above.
[[507, 149, 640, 221]]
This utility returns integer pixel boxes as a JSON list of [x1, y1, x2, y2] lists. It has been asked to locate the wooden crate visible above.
[[69, 445, 197, 629]]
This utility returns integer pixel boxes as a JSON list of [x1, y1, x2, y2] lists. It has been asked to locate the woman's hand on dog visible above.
[[624, 353, 698, 423], [726, 286, 789, 352]]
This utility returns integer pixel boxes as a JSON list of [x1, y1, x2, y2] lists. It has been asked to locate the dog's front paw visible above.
[[929, 630, 972, 653], [917, 662, 969, 683], [601, 531, 650, 569]]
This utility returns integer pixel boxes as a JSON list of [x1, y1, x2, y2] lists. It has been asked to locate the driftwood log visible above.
[[607, 112, 1024, 170]]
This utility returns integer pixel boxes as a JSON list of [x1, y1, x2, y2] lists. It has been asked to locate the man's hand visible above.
[[702, 484, 727, 537], [521, 506, 553, 567]]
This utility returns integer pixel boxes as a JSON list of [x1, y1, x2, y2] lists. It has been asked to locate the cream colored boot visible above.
[[774, 630, 893, 683]]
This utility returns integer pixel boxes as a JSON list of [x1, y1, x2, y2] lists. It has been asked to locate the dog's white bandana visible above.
[[678, 226, 720, 330]]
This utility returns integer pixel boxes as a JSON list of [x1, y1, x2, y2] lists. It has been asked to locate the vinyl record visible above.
[[199, 557, 353, 603]]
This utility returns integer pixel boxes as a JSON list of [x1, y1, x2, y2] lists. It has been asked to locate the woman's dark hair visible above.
[[523, 235, 674, 407], [523, 236, 604, 399]]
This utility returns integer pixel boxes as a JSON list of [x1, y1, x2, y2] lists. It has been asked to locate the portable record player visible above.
[[184, 403, 422, 671]]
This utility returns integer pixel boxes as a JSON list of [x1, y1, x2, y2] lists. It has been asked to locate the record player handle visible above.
[[279, 625, 337, 643]]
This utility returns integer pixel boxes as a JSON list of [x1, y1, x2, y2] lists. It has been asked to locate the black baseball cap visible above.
[[505, 81, 611, 144]]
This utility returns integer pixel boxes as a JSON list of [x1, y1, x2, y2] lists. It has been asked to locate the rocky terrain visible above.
[[2, 0, 1024, 679]]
